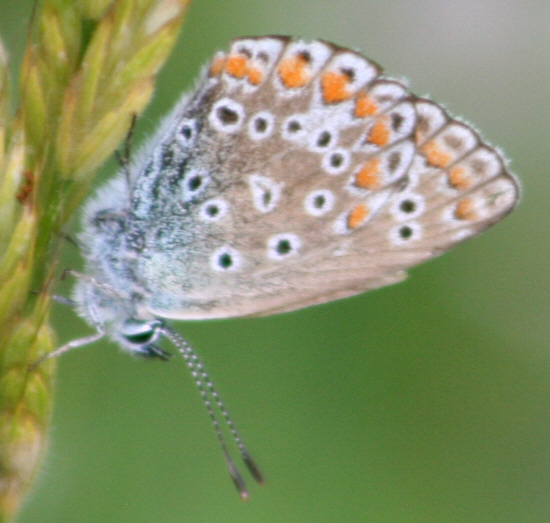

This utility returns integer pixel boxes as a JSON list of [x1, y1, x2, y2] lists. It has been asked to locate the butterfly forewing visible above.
[[124, 36, 519, 320]]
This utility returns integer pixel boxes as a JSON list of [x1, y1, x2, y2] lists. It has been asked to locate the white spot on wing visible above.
[[249, 174, 284, 213]]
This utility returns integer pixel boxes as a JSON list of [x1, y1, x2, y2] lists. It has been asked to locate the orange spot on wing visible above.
[[448, 166, 473, 190], [348, 204, 370, 229], [209, 56, 226, 76], [367, 117, 390, 146], [278, 56, 310, 88], [247, 67, 263, 85], [422, 141, 452, 168], [225, 55, 248, 78], [355, 92, 378, 118], [355, 158, 382, 190], [454, 198, 477, 220], [321, 72, 352, 103]]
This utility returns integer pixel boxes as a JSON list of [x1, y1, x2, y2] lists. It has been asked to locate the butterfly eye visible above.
[[125, 331, 155, 345], [119, 320, 171, 361], [120, 319, 163, 347]]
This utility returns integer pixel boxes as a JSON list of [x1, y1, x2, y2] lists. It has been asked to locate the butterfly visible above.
[[45, 36, 520, 498]]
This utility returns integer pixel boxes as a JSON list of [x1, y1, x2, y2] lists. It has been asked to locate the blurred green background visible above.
[[2, 1, 550, 522]]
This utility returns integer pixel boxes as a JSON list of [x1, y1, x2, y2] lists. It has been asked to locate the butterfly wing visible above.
[[126, 37, 519, 320]]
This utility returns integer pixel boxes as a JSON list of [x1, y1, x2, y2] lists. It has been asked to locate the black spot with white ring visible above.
[[255, 119, 267, 132], [399, 225, 412, 239], [176, 119, 199, 146], [281, 115, 307, 141], [321, 148, 351, 175], [310, 128, 338, 152], [181, 169, 210, 202], [180, 126, 192, 140], [236, 46, 252, 59], [400, 200, 415, 213], [210, 246, 242, 272], [267, 233, 301, 260], [389, 221, 423, 246], [297, 49, 312, 63], [218, 107, 238, 124], [314, 195, 326, 208], [304, 189, 335, 216], [200, 199, 229, 222], [248, 111, 275, 141], [316, 131, 332, 148], [188, 175, 202, 192], [288, 120, 302, 132], [330, 154, 343, 168], [219, 252, 232, 268], [391, 193, 425, 221], [209, 98, 245, 133], [205, 204, 219, 217], [391, 111, 405, 131]]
